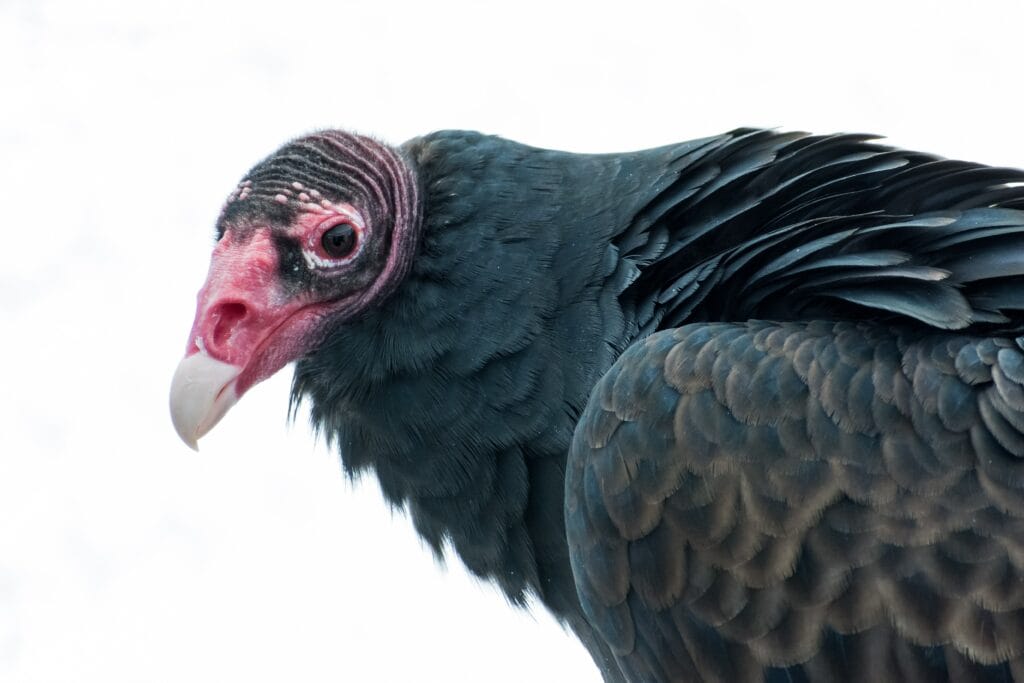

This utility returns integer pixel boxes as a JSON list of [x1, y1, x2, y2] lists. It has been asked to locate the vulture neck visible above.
[[293, 132, 678, 667]]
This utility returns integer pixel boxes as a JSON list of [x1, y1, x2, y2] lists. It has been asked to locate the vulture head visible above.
[[170, 131, 420, 448]]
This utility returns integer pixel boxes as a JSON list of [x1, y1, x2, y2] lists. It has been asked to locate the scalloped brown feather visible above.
[[568, 322, 1024, 681]]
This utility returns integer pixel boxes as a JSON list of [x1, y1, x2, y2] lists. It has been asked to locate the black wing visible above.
[[607, 129, 1024, 337], [567, 321, 1024, 682]]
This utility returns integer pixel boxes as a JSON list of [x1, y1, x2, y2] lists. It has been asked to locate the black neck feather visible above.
[[289, 133, 689, 678]]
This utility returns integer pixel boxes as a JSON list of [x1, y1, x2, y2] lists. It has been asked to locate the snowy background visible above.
[[3, 1, 1024, 681]]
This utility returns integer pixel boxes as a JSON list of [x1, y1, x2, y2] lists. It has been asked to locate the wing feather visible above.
[[567, 321, 1024, 681]]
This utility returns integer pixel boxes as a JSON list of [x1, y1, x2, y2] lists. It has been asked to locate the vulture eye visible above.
[[321, 223, 358, 259]]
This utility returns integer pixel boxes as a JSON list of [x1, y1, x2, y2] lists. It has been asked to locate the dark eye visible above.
[[321, 223, 358, 259]]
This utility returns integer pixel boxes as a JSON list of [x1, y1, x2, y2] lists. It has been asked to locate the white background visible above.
[[3, 1, 1024, 681]]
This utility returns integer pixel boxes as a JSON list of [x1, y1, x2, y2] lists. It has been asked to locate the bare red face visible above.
[[169, 131, 419, 448]]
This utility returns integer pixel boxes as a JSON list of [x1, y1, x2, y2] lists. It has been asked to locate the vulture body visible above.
[[171, 127, 1024, 682]]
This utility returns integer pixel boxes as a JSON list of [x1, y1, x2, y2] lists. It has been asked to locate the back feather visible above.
[[604, 129, 1024, 337]]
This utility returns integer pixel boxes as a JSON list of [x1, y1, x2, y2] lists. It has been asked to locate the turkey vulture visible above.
[[170, 128, 1024, 682]]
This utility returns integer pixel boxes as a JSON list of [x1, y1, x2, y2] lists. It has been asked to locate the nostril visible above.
[[210, 302, 248, 350]]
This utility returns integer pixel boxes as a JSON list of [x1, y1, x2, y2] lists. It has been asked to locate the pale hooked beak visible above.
[[169, 352, 242, 450]]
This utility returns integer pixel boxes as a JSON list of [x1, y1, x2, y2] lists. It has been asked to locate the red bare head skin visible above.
[[185, 199, 368, 397], [170, 130, 421, 448]]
